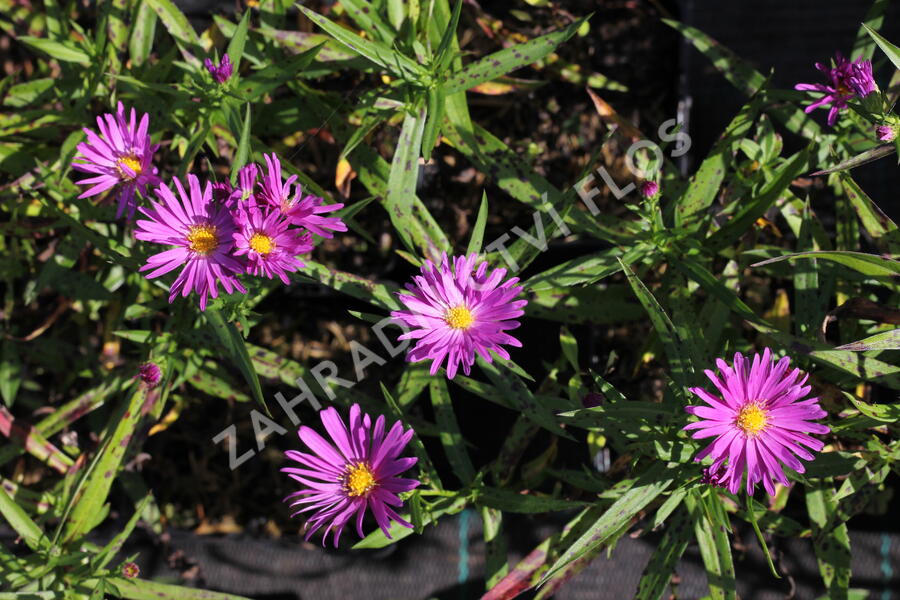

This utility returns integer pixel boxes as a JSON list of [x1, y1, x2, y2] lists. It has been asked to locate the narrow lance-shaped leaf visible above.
[[687, 490, 737, 600], [835, 328, 900, 351], [806, 483, 851, 600], [297, 5, 424, 78], [225, 9, 252, 76], [443, 16, 590, 95], [540, 462, 675, 583], [634, 506, 693, 600], [145, 0, 203, 64], [466, 191, 489, 256], [129, 0, 158, 67], [230, 103, 251, 186], [0, 486, 49, 551], [204, 309, 269, 415], [61, 384, 153, 543], [386, 107, 428, 257], [810, 144, 895, 176], [864, 23, 900, 72], [429, 379, 476, 484]]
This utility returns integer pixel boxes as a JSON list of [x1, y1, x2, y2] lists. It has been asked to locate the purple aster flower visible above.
[[211, 181, 233, 204], [204, 53, 233, 84], [848, 59, 876, 98], [877, 125, 896, 142], [134, 174, 247, 311], [232, 205, 314, 284], [794, 53, 858, 126], [683, 348, 830, 496], [283, 404, 420, 546], [138, 362, 162, 388], [390, 253, 527, 380], [259, 153, 347, 238], [640, 181, 659, 199], [72, 102, 162, 219]]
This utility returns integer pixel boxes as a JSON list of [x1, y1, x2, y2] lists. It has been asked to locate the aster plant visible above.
[[7, 2, 900, 600]]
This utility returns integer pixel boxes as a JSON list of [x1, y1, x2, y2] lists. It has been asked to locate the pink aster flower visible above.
[[72, 102, 161, 219], [795, 53, 859, 126], [204, 53, 233, 84], [683, 348, 830, 496], [283, 404, 420, 546], [877, 124, 896, 142], [640, 181, 659, 198], [390, 253, 527, 379], [848, 59, 876, 98], [259, 153, 347, 238], [134, 174, 247, 311], [232, 205, 313, 284], [138, 362, 162, 388]]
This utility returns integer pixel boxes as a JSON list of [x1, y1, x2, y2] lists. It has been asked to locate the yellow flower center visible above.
[[343, 462, 376, 498], [445, 305, 474, 330], [736, 403, 769, 436], [249, 232, 275, 255], [116, 155, 143, 180], [186, 224, 219, 255]]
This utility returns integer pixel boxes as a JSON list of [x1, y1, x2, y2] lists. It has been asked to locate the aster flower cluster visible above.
[[795, 52, 878, 126], [133, 153, 346, 310], [72, 101, 346, 311]]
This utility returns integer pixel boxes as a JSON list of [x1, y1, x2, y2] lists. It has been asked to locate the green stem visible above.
[[745, 491, 781, 579]]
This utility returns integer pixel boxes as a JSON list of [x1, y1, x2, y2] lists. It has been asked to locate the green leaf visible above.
[[478, 358, 573, 441], [429, 379, 476, 484], [230, 103, 251, 186], [420, 85, 444, 161], [619, 259, 692, 389], [0, 486, 48, 551], [853, 0, 890, 60], [129, 0, 158, 67], [751, 250, 900, 279], [635, 506, 692, 600], [225, 9, 252, 76], [145, 0, 202, 62], [540, 462, 675, 583], [864, 23, 900, 72], [810, 144, 895, 175], [477, 487, 585, 514], [203, 309, 269, 415], [466, 191, 489, 256], [843, 392, 900, 423], [61, 385, 151, 543], [675, 98, 758, 224], [838, 171, 900, 255], [386, 107, 428, 256], [17, 37, 90, 64], [102, 577, 253, 600], [95, 495, 152, 569], [835, 328, 900, 351], [0, 341, 22, 407], [748, 321, 900, 389], [443, 16, 589, 95], [296, 5, 424, 78], [687, 490, 736, 600], [434, 0, 463, 72], [706, 146, 809, 252], [806, 483, 851, 600]]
